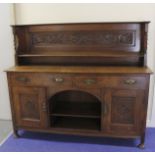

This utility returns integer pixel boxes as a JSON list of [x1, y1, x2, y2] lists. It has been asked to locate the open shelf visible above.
[[51, 116, 100, 131], [48, 90, 101, 131], [50, 102, 100, 118], [17, 56, 144, 66], [17, 51, 144, 66], [18, 50, 142, 57], [49, 90, 101, 119]]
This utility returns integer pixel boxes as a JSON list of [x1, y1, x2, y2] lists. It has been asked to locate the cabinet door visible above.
[[12, 87, 47, 128], [104, 89, 144, 135]]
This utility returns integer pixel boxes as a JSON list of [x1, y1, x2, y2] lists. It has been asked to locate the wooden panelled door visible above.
[[104, 89, 144, 136], [12, 87, 47, 128]]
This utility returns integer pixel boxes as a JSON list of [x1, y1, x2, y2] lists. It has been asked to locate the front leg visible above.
[[137, 133, 145, 149], [13, 128, 20, 138]]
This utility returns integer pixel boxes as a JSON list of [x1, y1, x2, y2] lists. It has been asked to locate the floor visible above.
[[0, 121, 154, 152], [0, 128, 155, 152], [0, 120, 12, 145]]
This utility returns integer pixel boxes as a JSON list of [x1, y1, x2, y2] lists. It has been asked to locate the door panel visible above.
[[12, 87, 47, 128], [104, 89, 144, 135]]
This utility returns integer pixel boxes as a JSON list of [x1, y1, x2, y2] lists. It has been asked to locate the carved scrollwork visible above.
[[20, 94, 40, 119], [111, 96, 135, 124], [31, 30, 135, 46]]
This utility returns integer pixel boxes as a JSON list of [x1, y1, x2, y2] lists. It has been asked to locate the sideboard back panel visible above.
[[15, 23, 141, 53], [13, 22, 148, 66]]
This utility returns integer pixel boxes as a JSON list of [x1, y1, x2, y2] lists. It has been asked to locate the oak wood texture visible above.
[[6, 22, 152, 148], [6, 66, 152, 74], [9, 72, 148, 90], [12, 87, 48, 128], [103, 89, 144, 135], [13, 22, 149, 66]]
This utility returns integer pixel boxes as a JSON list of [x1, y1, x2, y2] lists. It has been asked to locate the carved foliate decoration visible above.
[[31, 30, 135, 47], [111, 96, 135, 124], [20, 94, 40, 120]]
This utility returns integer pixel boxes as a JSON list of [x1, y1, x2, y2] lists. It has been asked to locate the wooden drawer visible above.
[[74, 77, 101, 88], [75, 76, 147, 89], [10, 73, 73, 87], [50, 75, 73, 87], [10, 73, 147, 89], [110, 76, 147, 89]]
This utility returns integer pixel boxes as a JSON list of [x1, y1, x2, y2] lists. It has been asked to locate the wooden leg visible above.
[[137, 134, 145, 149], [13, 129, 19, 138]]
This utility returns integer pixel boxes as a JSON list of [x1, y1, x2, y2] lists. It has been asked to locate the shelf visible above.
[[17, 56, 143, 66], [51, 116, 100, 131], [50, 102, 101, 119], [51, 108, 100, 118], [17, 51, 144, 57]]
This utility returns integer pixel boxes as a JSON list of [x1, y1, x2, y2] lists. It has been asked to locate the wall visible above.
[[2, 3, 155, 127], [0, 4, 15, 120]]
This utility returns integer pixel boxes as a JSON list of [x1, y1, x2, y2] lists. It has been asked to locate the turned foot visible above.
[[13, 129, 20, 138], [138, 133, 145, 149], [137, 143, 145, 149]]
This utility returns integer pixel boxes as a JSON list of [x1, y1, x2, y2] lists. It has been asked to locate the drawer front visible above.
[[74, 77, 101, 88], [75, 76, 147, 89], [50, 75, 73, 87], [10, 73, 73, 87], [10, 73, 147, 89], [112, 76, 147, 89]]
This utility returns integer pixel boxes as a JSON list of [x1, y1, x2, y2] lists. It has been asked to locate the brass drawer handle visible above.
[[16, 77, 30, 83], [54, 77, 64, 83], [124, 79, 136, 85], [84, 79, 96, 85]]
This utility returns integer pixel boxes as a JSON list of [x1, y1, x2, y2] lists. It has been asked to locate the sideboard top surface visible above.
[[11, 21, 150, 26], [6, 66, 152, 74]]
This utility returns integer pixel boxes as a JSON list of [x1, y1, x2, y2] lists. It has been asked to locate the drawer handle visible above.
[[16, 77, 29, 83], [54, 77, 64, 83], [84, 79, 96, 85], [124, 79, 136, 85]]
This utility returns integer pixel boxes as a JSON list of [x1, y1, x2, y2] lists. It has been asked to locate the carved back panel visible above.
[[14, 23, 142, 53], [13, 22, 149, 66]]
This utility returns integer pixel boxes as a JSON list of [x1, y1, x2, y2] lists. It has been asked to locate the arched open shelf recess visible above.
[[48, 90, 102, 131]]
